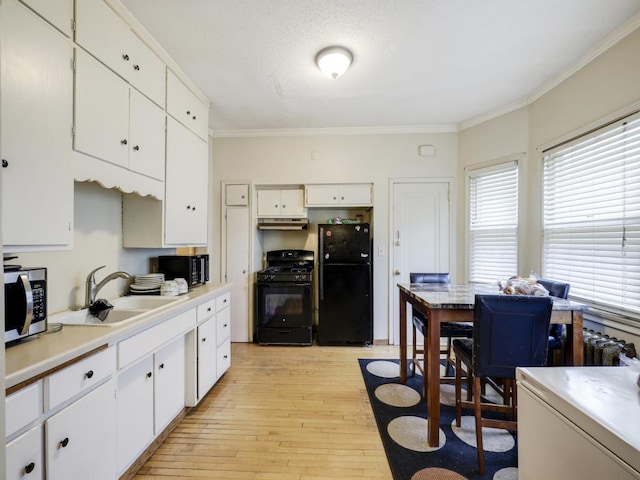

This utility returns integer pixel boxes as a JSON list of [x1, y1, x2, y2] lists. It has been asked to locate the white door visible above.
[[226, 206, 250, 341], [391, 181, 450, 345]]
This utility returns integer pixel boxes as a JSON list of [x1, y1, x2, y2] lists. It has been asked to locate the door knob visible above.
[[394, 269, 401, 276]]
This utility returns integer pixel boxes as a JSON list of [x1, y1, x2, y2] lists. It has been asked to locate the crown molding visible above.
[[211, 124, 458, 138]]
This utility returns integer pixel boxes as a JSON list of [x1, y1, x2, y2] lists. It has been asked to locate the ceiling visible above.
[[119, 0, 640, 136]]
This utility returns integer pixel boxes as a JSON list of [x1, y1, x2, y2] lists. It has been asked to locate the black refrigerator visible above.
[[317, 223, 373, 345]]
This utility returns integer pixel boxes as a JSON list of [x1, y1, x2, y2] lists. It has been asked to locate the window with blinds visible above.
[[542, 110, 640, 317], [467, 160, 519, 283]]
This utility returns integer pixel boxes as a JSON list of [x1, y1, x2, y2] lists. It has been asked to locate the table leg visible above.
[[399, 290, 408, 383], [566, 310, 584, 366], [426, 308, 441, 447]]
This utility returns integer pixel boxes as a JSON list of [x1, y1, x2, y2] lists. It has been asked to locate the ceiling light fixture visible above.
[[316, 46, 353, 79]]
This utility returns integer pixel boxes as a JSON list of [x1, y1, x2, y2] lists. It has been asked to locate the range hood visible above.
[[257, 218, 309, 230]]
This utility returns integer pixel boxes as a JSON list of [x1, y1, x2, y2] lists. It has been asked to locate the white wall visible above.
[[458, 26, 640, 346], [210, 132, 458, 341], [16, 181, 173, 314]]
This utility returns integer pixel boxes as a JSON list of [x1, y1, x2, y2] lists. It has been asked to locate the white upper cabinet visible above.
[[74, 49, 166, 182], [164, 117, 208, 245], [167, 70, 209, 141], [74, 49, 130, 169], [305, 184, 373, 207], [21, 0, 73, 37], [225, 184, 249, 206], [75, 0, 165, 106], [257, 189, 305, 217], [1, 0, 73, 249]]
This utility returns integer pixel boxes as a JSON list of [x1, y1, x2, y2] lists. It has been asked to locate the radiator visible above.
[[583, 329, 637, 366]]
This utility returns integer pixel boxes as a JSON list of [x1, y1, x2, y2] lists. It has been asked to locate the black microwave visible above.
[[157, 255, 209, 287], [5, 267, 47, 344]]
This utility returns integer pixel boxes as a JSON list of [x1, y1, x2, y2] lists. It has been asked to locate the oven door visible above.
[[255, 282, 312, 328]]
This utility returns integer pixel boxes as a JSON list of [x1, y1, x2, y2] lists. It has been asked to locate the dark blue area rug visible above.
[[359, 358, 518, 480]]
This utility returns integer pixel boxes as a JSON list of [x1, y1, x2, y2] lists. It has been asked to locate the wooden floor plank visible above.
[[132, 343, 396, 479]]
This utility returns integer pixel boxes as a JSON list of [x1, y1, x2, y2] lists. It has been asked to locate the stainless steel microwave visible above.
[[4, 267, 47, 344]]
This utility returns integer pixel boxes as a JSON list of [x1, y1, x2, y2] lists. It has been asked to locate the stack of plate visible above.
[[129, 273, 165, 295]]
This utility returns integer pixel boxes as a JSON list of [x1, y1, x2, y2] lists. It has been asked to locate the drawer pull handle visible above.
[[146, 372, 152, 378], [202, 337, 207, 342], [207, 307, 212, 312], [25, 462, 35, 474], [122, 53, 130, 61], [134, 64, 140, 71], [159, 363, 165, 369], [223, 355, 228, 359], [121, 139, 128, 145], [2, 159, 7, 168], [224, 324, 228, 327], [60, 437, 69, 448], [85, 370, 94, 379]]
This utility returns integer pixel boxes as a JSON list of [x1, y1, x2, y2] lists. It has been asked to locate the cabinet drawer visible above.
[[216, 340, 231, 378], [197, 298, 216, 323], [118, 309, 196, 368], [6, 425, 43, 480], [6, 381, 42, 437], [216, 291, 231, 312], [45, 347, 116, 410], [216, 306, 231, 346]]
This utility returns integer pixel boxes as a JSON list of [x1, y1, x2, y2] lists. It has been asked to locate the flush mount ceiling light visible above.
[[316, 46, 353, 79]]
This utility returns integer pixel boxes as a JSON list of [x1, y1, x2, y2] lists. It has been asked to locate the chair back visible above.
[[537, 278, 570, 299], [410, 273, 451, 284], [472, 295, 553, 378]]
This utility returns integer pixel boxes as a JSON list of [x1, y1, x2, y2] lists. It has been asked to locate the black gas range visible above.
[[255, 250, 314, 345]]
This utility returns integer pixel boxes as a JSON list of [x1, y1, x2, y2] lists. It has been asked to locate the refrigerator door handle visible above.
[[319, 226, 324, 300]]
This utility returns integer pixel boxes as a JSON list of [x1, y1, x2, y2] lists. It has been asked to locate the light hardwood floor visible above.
[[133, 342, 398, 480]]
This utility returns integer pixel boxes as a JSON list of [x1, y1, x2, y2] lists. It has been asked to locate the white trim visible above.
[[211, 124, 458, 138]]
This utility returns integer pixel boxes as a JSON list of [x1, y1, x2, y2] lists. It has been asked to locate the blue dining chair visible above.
[[453, 294, 553, 475], [410, 273, 472, 396], [537, 278, 570, 365]]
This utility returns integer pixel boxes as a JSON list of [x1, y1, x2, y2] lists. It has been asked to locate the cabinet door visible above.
[[6, 425, 44, 480], [197, 317, 217, 399], [257, 190, 282, 216], [46, 380, 117, 480], [116, 356, 154, 473], [226, 184, 249, 206], [129, 89, 165, 180], [127, 30, 166, 107], [166, 70, 209, 141], [340, 185, 372, 205], [75, 0, 131, 80], [154, 336, 186, 435], [74, 49, 129, 168], [280, 189, 305, 216], [226, 207, 249, 342], [1, 0, 73, 247], [305, 185, 339, 206], [216, 306, 231, 347], [216, 340, 231, 379], [165, 117, 208, 245], [21, 0, 73, 37]]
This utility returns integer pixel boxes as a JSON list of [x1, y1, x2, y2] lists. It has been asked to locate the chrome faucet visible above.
[[85, 265, 131, 308]]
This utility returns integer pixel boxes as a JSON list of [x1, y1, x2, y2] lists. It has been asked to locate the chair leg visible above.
[[411, 324, 417, 377], [455, 355, 462, 427], [473, 376, 485, 475]]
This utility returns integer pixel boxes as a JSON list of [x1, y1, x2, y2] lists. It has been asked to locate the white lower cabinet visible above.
[[45, 379, 117, 480], [197, 316, 217, 400], [6, 425, 44, 480], [154, 336, 186, 435], [116, 356, 154, 473]]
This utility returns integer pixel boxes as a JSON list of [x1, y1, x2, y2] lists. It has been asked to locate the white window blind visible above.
[[543, 111, 640, 317], [468, 160, 519, 283]]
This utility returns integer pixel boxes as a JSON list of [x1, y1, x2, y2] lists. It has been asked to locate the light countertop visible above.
[[6, 283, 230, 391]]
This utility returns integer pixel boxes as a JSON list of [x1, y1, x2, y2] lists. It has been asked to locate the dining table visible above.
[[397, 282, 589, 447]]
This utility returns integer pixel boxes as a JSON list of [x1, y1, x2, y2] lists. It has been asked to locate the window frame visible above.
[[541, 109, 640, 320], [465, 156, 520, 284]]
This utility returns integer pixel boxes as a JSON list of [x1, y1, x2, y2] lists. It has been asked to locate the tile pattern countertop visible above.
[[5, 283, 231, 391], [398, 282, 590, 311]]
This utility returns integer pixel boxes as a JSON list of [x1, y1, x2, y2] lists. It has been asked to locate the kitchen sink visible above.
[[51, 295, 189, 327]]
